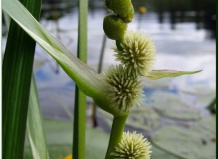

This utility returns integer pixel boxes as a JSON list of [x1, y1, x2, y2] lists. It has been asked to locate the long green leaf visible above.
[[27, 76, 50, 159], [2, 0, 128, 118], [145, 69, 202, 80], [73, 0, 88, 158], [2, 0, 41, 158], [2, 0, 108, 99]]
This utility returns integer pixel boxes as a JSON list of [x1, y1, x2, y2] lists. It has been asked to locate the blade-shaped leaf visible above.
[[27, 76, 49, 159], [145, 69, 202, 80], [2, 0, 129, 117], [2, 0, 107, 99], [2, 0, 41, 158]]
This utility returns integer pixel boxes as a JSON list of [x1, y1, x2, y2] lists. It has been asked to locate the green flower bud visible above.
[[114, 31, 156, 76], [105, 0, 134, 23], [103, 14, 127, 40], [101, 65, 143, 112], [111, 131, 152, 159]]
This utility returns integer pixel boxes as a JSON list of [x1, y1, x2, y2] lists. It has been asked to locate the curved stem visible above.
[[105, 115, 128, 159]]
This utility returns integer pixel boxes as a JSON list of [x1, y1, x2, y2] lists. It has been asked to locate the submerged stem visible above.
[[105, 115, 128, 159]]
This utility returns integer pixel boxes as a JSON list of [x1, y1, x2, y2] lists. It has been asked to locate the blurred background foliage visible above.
[[2, 0, 216, 38]]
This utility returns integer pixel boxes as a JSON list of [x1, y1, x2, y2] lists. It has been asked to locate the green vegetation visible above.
[[2, 0, 208, 159]]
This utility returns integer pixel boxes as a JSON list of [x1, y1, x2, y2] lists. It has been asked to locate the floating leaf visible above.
[[151, 119, 216, 159], [126, 107, 160, 131], [100, 106, 160, 132], [153, 92, 202, 120], [151, 146, 180, 159], [25, 120, 109, 159], [145, 69, 202, 80], [191, 115, 216, 136]]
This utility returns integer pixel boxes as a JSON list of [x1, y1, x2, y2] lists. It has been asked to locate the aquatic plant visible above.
[[2, 0, 201, 159]]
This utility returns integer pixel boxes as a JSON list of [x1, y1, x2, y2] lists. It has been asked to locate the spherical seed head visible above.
[[102, 65, 143, 112], [111, 131, 152, 159], [114, 31, 156, 76]]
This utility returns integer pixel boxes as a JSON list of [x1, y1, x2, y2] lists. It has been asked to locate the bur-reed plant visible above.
[[2, 0, 201, 159]]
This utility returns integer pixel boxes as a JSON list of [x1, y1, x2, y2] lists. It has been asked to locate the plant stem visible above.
[[105, 115, 128, 159], [91, 102, 98, 127], [73, 0, 88, 158], [2, 0, 41, 158], [98, 34, 107, 73], [92, 34, 107, 127]]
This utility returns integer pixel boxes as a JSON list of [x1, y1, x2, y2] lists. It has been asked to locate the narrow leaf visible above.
[[2, 0, 41, 158], [145, 69, 202, 80], [27, 76, 50, 159], [2, 0, 108, 99]]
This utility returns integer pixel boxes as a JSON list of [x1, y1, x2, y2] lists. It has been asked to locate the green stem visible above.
[[73, 0, 88, 158], [73, 89, 87, 159], [2, 0, 41, 158], [98, 34, 107, 73], [92, 34, 107, 127], [105, 115, 128, 159], [91, 102, 98, 127]]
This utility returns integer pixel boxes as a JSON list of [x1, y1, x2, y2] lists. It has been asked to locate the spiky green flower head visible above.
[[102, 65, 143, 112], [111, 131, 152, 159], [105, 0, 134, 23], [103, 14, 127, 40], [115, 31, 156, 76]]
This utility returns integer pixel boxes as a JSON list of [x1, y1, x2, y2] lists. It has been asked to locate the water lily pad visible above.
[[126, 107, 160, 131], [100, 106, 161, 132], [24, 120, 109, 159], [195, 94, 216, 109], [191, 115, 216, 138], [151, 116, 216, 159], [153, 92, 202, 120], [151, 146, 180, 159]]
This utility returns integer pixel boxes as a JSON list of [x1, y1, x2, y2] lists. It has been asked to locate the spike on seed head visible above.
[[115, 31, 156, 76], [111, 131, 152, 159], [102, 65, 143, 112]]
